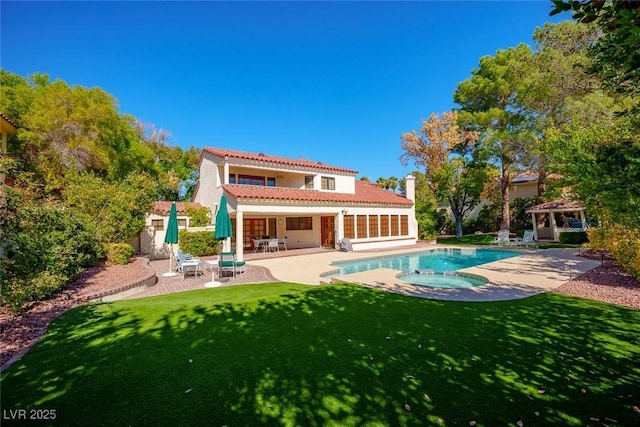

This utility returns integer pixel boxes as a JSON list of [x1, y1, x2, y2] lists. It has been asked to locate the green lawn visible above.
[[2, 283, 639, 426]]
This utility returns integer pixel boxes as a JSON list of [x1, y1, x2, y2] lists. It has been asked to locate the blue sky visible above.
[[1, 1, 566, 181]]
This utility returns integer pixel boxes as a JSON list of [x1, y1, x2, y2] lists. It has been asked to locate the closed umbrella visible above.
[[205, 194, 233, 288], [162, 201, 179, 277], [214, 194, 233, 243]]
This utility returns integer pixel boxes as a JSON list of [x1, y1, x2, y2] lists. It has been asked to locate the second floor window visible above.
[[305, 176, 314, 189], [321, 176, 335, 190], [236, 174, 275, 186]]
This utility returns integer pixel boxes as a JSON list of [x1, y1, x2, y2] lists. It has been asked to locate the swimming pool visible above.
[[328, 248, 519, 288]]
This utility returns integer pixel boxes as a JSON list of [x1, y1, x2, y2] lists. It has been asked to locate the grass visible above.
[[2, 283, 639, 426]]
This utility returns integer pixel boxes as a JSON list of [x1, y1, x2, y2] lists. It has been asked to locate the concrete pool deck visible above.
[[251, 245, 601, 302]]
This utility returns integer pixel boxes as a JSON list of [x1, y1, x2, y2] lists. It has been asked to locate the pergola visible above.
[[526, 199, 587, 242]]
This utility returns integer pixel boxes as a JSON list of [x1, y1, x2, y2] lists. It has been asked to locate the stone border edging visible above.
[[84, 258, 157, 301]]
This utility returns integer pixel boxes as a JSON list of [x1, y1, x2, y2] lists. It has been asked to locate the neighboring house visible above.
[[0, 113, 18, 198], [134, 201, 207, 259], [443, 172, 544, 220], [509, 173, 542, 200], [192, 147, 417, 261]]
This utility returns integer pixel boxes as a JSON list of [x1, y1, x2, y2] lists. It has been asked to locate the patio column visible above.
[[337, 211, 344, 249], [530, 212, 538, 241], [550, 210, 559, 241], [235, 210, 244, 262], [579, 210, 587, 229], [223, 161, 229, 185]]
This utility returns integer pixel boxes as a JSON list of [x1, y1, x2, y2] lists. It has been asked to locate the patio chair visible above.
[[491, 230, 511, 245], [278, 236, 288, 250], [217, 251, 246, 278], [267, 238, 279, 252], [176, 249, 203, 280], [520, 230, 536, 247], [252, 237, 265, 253]]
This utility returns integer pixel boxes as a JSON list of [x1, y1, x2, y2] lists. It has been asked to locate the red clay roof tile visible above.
[[223, 181, 412, 206], [527, 199, 584, 211], [203, 147, 358, 175], [151, 201, 202, 215]]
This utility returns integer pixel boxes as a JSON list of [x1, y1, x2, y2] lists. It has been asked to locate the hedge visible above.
[[558, 231, 589, 245], [178, 230, 219, 257]]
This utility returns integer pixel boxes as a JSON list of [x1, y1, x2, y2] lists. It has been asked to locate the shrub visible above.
[[1, 193, 99, 311], [474, 202, 501, 233], [435, 209, 455, 235], [106, 243, 135, 265], [586, 225, 640, 280], [586, 227, 607, 251], [510, 197, 537, 231], [559, 231, 589, 244], [186, 205, 211, 227], [179, 230, 218, 256]]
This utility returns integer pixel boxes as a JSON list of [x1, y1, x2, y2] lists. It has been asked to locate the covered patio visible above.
[[526, 199, 589, 242]]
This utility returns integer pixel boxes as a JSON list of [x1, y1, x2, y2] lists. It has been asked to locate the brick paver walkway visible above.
[[116, 247, 332, 300]]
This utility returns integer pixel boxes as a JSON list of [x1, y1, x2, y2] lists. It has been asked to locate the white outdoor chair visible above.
[[278, 236, 288, 250], [176, 249, 203, 280], [267, 238, 279, 252]]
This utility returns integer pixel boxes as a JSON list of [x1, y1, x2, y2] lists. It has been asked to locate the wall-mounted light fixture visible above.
[[341, 209, 348, 215]]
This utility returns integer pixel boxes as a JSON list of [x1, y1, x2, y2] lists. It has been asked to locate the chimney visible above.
[[404, 174, 416, 202]]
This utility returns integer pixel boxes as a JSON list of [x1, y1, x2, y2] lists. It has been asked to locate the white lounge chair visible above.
[[176, 249, 203, 280], [492, 230, 512, 245]]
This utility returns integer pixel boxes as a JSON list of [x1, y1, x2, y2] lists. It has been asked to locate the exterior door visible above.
[[321, 216, 335, 248], [243, 219, 266, 249]]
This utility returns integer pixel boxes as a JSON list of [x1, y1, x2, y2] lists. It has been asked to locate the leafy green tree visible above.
[[0, 187, 99, 311], [14, 76, 155, 193], [134, 120, 201, 200], [408, 171, 439, 239], [550, 117, 640, 229], [376, 177, 388, 189], [454, 44, 535, 230], [401, 111, 489, 237], [62, 171, 158, 245], [186, 205, 211, 227], [551, 0, 640, 100], [519, 21, 605, 198]]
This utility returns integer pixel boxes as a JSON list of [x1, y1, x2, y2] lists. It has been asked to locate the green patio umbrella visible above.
[[205, 194, 233, 288], [163, 201, 179, 277], [214, 194, 233, 242]]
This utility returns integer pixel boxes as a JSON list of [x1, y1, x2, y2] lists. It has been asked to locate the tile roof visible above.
[[0, 112, 18, 129], [526, 199, 584, 212], [203, 147, 358, 175], [151, 201, 203, 215], [223, 181, 413, 207]]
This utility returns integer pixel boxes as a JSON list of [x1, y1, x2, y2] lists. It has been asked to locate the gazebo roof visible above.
[[526, 198, 585, 213]]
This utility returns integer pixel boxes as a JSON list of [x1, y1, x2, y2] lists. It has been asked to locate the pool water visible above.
[[399, 272, 488, 288], [330, 248, 519, 289]]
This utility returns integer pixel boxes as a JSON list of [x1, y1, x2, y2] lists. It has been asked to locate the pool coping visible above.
[[250, 245, 602, 302]]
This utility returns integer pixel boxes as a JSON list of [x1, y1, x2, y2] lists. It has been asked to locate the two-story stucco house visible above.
[[192, 147, 417, 261]]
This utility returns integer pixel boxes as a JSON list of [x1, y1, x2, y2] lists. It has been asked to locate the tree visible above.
[[400, 111, 488, 237], [520, 21, 604, 199], [186, 205, 211, 227], [134, 120, 201, 200], [409, 170, 440, 239], [551, 0, 640, 100], [376, 177, 388, 189], [454, 44, 535, 230], [62, 172, 158, 245]]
